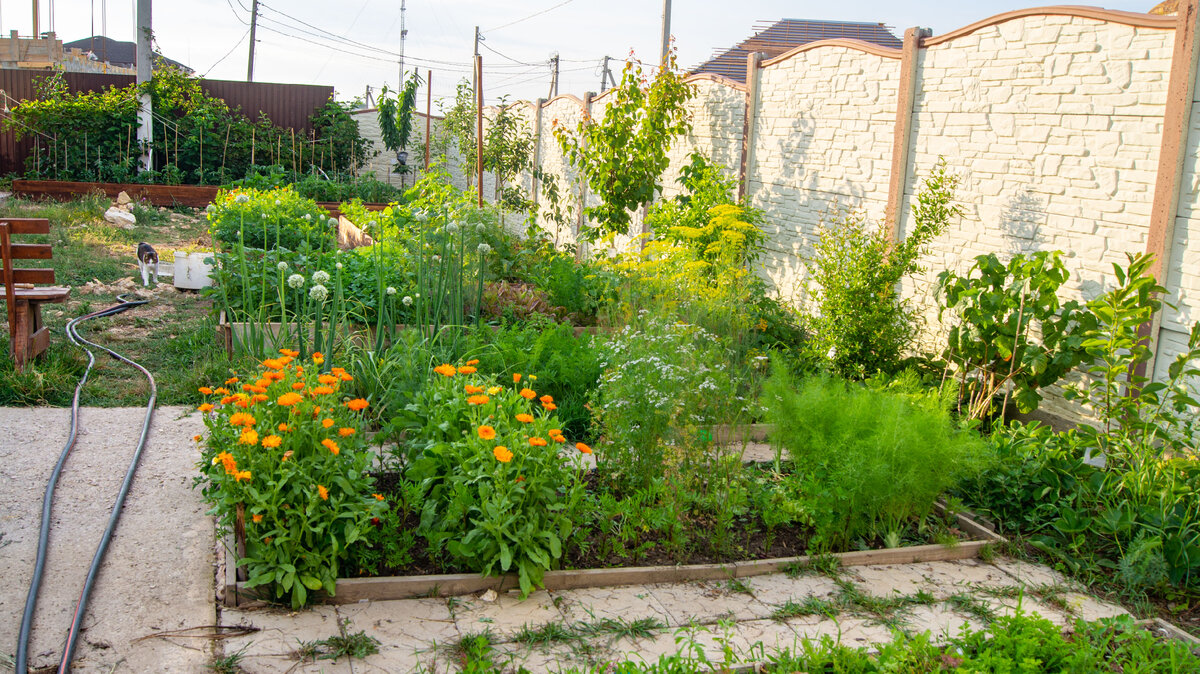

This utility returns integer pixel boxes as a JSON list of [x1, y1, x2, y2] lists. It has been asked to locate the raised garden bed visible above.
[[11, 179, 390, 217], [219, 505, 1004, 607]]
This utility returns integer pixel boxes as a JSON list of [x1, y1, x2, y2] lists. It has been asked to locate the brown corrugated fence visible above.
[[0, 70, 333, 175]]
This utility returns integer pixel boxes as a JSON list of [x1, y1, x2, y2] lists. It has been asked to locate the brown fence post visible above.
[[885, 27, 928, 244], [425, 69, 432, 171], [738, 52, 762, 201], [1143, 0, 1200, 382], [532, 98, 545, 210]]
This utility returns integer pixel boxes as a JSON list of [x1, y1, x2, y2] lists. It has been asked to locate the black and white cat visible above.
[[137, 242, 159, 287]]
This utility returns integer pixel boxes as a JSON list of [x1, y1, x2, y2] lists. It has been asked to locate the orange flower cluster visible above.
[[478, 425, 497, 440], [519, 388, 536, 400], [493, 446, 514, 463], [321, 438, 340, 455], [528, 437, 547, 447], [576, 442, 593, 455], [549, 429, 566, 443], [467, 394, 490, 405], [515, 413, 534, 424], [434, 364, 457, 377]]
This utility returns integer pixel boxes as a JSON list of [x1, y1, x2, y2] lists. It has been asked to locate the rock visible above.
[[478, 589, 497, 603], [104, 207, 136, 228], [116, 190, 132, 205]]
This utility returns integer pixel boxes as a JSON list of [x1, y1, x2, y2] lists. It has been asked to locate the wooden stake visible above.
[[251, 126, 256, 166]]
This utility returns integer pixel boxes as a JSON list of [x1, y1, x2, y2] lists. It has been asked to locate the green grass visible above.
[[295, 627, 380, 661], [769, 596, 840, 622]]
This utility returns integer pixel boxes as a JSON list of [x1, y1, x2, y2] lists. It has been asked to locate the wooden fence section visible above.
[[0, 71, 334, 175]]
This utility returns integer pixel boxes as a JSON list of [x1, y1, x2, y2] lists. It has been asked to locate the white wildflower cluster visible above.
[[234, 194, 249, 204], [402, 295, 413, 306], [277, 261, 288, 271], [386, 287, 397, 296], [477, 243, 491, 254]]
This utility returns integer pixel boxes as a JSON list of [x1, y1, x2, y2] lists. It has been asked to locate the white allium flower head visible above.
[[415, 209, 428, 222], [335, 262, 343, 270], [287, 273, 305, 289], [277, 261, 288, 271], [260, 213, 268, 219], [432, 255, 441, 262], [205, 204, 216, 214], [477, 243, 491, 254], [311, 270, 331, 285], [446, 222, 459, 234], [825, 346, 837, 360], [328, 217, 339, 227], [386, 287, 397, 296], [234, 194, 249, 204], [368, 220, 378, 229], [274, 199, 281, 206], [402, 295, 413, 306], [304, 214, 312, 221], [309, 284, 329, 303]]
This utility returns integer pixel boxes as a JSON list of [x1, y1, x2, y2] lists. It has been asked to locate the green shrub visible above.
[[207, 187, 334, 251], [764, 367, 992, 549]]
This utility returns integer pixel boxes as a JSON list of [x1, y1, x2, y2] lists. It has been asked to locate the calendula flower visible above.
[[279, 349, 299, 358], [198, 386, 213, 395], [529, 437, 548, 447], [466, 359, 480, 366], [193, 434, 202, 442], [493, 446, 513, 463], [229, 412, 256, 427], [225, 377, 240, 385], [252, 514, 263, 523], [457, 365, 477, 374], [312, 270, 331, 285], [277, 392, 303, 406], [543, 402, 557, 411], [262, 434, 282, 448], [198, 403, 214, 413], [433, 364, 457, 377], [539, 395, 553, 405], [278, 423, 290, 432], [312, 352, 325, 365], [478, 425, 497, 440], [235, 470, 252, 482], [220, 396, 235, 405], [345, 399, 369, 411], [214, 387, 231, 395], [373, 493, 384, 501], [487, 386, 502, 395], [322, 418, 334, 428], [513, 373, 522, 383], [311, 386, 335, 396], [309, 284, 329, 303], [291, 382, 305, 391], [318, 374, 338, 385], [321, 438, 340, 455], [576, 442, 593, 455], [467, 394, 490, 405], [253, 394, 269, 403], [216, 451, 237, 474], [338, 427, 355, 437], [515, 413, 534, 424], [465, 385, 485, 394], [519, 388, 536, 400], [239, 429, 259, 445], [339, 373, 353, 382], [287, 273, 305, 289], [317, 484, 329, 500], [281, 450, 293, 462], [262, 358, 285, 370]]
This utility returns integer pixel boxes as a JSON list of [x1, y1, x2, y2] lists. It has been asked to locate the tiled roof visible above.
[[689, 19, 903, 83]]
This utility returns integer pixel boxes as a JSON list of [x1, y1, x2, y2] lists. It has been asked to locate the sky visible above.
[[5, 0, 1164, 110]]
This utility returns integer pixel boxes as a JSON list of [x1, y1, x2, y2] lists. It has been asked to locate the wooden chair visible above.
[[0, 218, 70, 371]]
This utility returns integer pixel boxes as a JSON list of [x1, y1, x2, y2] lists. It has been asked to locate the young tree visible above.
[[377, 70, 423, 177]]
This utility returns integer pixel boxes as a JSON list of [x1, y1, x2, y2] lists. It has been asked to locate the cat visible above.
[[137, 242, 159, 287]]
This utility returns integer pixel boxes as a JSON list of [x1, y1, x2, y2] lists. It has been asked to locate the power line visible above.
[[486, 0, 578, 33], [204, 28, 251, 77], [478, 40, 546, 67]]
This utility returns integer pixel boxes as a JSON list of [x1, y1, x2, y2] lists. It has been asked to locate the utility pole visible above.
[[424, 68, 432, 170], [136, 0, 152, 170], [397, 0, 407, 85], [246, 0, 259, 81], [32, 0, 38, 36], [548, 52, 559, 98], [659, 0, 671, 66], [475, 53, 483, 208], [600, 55, 616, 92]]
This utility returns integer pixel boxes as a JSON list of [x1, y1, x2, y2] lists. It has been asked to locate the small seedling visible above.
[[724, 578, 754, 596], [295, 620, 380, 662], [208, 644, 247, 674]]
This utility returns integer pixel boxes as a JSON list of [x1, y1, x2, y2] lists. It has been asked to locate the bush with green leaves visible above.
[[208, 187, 335, 251], [231, 165, 403, 204], [764, 366, 992, 550], [808, 159, 961, 378]]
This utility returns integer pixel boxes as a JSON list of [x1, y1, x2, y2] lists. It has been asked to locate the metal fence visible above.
[[0, 70, 334, 175]]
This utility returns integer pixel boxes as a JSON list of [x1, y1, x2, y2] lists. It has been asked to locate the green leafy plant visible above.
[[553, 50, 694, 240]]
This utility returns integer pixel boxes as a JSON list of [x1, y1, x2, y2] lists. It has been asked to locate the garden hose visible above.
[[15, 293, 158, 674]]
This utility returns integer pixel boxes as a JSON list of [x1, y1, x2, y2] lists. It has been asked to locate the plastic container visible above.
[[173, 251, 214, 290]]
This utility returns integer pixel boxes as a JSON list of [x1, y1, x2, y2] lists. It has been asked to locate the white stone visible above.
[[104, 206, 136, 228]]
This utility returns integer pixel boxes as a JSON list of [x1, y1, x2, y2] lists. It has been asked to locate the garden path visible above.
[[0, 406, 214, 673]]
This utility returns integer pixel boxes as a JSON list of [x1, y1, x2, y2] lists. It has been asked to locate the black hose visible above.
[[14, 293, 158, 674]]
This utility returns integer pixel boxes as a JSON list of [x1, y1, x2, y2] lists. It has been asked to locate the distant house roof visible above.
[[63, 35, 192, 73], [689, 19, 903, 83]]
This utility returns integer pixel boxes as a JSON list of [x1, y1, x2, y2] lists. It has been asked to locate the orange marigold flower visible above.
[[225, 377, 239, 385], [279, 356, 294, 366], [314, 406, 321, 414], [295, 366, 304, 375], [513, 373, 522, 383], [515, 413, 534, 424], [253, 394, 269, 403], [311, 386, 335, 396], [193, 434, 202, 442], [281, 450, 294, 462], [345, 399, 369, 411], [318, 374, 338, 385], [242, 384, 254, 392], [466, 359, 480, 366], [312, 352, 325, 364], [478, 425, 497, 440], [464, 385, 485, 394], [198, 386, 213, 395], [214, 387, 231, 395], [331, 367, 347, 375], [576, 442, 593, 455], [235, 398, 251, 409], [373, 493, 385, 501], [529, 437, 548, 447], [467, 394, 490, 405], [235, 470, 252, 482], [277, 392, 303, 406], [263, 371, 285, 381], [322, 418, 335, 428], [220, 396, 235, 405], [549, 430, 565, 442], [239, 429, 259, 445], [215, 451, 238, 475], [280, 348, 299, 357], [338, 427, 356, 437], [262, 358, 285, 370], [198, 403, 214, 413], [261, 434, 282, 449], [340, 373, 353, 382], [433, 363, 457, 377], [229, 412, 256, 427], [519, 388, 536, 400], [317, 484, 329, 500], [278, 423, 290, 432], [252, 514, 263, 523], [539, 395, 554, 404], [543, 402, 557, 411], [457, 365, 477, 374], [493, 446, 514, 463], [254, 378, 269, 388], [291, 382, 305, 391], [321, 438, 340, 455]]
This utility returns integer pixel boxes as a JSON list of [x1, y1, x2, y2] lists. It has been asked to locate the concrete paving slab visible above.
[[336, 598, 459, 648], [848, 560, 1020, 599], [220, 605, 342, 659], [647, 579, 774, 625], [451, 589, 565, 640], [991, 559, 1073, 588], [0, 406, 214, 673], [1063, 592, 1130, 622], [555, 585, 674, 628], [744, 573, 840, 605], [901, 603, 983, 643]]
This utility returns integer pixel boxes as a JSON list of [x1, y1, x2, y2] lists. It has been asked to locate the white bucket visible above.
[[174, 251, 214, 290]]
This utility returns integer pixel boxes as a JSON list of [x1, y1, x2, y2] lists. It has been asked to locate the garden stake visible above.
[[251, 127, 255, 166], [222, 123, 231, 173]]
